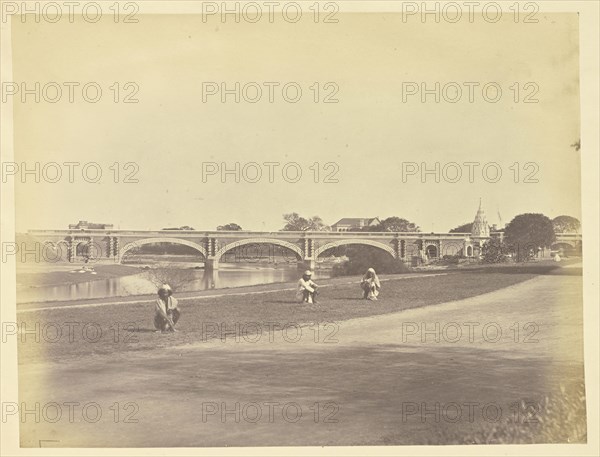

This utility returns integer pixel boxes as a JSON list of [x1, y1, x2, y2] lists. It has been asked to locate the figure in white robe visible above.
[[154, 284, 180, 332], [361, 268, 381, 300], [296, 270, 319, 304]]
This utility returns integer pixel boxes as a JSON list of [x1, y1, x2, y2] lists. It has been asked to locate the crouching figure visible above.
[[296, 270, 319, 304], [361, 268, 381, 300], [154, 284, 180, 332]]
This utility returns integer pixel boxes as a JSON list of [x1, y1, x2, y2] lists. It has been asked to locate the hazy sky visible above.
[[10, 12, 580, 232]]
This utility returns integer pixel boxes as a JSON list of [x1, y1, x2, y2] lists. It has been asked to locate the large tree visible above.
[[552, 215, 580, 234], [504, 213, 555, 261], [217, 223, 243, 231], [379, 217, 420, 232], [281, 213, 329, 231]]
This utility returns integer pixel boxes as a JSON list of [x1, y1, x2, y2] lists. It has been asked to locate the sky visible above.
[[8, 11, 581, 233]]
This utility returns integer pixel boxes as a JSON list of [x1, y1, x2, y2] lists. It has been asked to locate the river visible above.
[[16, 263, 333, 303]]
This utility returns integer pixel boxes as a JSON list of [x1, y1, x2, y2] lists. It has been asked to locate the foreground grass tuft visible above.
[[426, 382, 587, 444]]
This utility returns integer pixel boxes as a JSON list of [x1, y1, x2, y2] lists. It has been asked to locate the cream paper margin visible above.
[[0, 1, 598, 456]]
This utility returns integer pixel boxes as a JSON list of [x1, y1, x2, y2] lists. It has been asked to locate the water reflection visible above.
[[17, 264, 332, 303]]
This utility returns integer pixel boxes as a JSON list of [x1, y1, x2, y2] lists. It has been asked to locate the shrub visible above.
[[331, 246, 410, 276], [143, 266, 198, 292], [441, 255, 461, 265], [426, 382, 587, 444], [482, 238, 508, 263]]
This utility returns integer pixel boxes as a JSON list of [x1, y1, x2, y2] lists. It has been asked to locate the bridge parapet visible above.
[[26, 229, 581, 266], [26, 229, 475, 265]]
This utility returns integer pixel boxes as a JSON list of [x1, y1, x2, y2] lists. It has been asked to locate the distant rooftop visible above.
[[331, 217, 381, 231], [332, 217, 380, 226]]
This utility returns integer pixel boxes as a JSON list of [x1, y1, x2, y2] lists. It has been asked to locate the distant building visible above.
[[470, 200, 490, 238], [331, 217, 381, 232], [68, 220, 114, 230]]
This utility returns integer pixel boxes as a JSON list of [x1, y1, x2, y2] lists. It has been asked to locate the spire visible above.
[[471, 198, 490, 237]]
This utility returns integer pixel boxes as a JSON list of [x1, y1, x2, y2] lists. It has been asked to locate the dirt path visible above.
[[184, 273, 582, 363], [18, 271, 584, 447]]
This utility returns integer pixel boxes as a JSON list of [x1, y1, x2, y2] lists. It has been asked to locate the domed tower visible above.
[[471, 198, 490, 238]]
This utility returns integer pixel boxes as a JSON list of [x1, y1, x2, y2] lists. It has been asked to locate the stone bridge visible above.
[[26, 229, 581, 270], [548, 233, 583, 250]]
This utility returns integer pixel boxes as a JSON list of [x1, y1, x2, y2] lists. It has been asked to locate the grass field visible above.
[[15, 261, 586, 447], [16, 265, 570, 364]]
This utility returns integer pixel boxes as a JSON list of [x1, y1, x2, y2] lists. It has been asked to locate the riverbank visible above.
[[17, 262, 585, 446], [16, 262, 581, 364], [15, 259, 333, 294], [15, 257, 580, 305], [16, 263, 142, 289]]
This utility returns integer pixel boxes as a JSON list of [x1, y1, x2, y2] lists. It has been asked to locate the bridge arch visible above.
[[41, 240, 70, 261], [42, 239, 70, 250], [313, 239, 397, 259], [425, 244, 438, 258], [213, 238, 304, 267], [119, 238, 207, 262], [551, 240, 576, 249]]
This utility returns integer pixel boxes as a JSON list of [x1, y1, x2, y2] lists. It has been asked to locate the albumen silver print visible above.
[[1, 1, 598, 456]]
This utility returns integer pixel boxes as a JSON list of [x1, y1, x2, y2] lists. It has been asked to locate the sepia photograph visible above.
[[0, 1, 598, 455]]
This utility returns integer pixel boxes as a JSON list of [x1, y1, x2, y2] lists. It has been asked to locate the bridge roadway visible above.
[[26, 229, 581, 270]]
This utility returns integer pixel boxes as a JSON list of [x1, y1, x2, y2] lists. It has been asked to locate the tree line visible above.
[[167, 213, 579, 236]]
